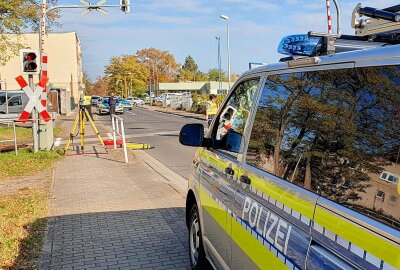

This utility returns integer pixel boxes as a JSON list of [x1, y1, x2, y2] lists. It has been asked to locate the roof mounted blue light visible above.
[[278, 34, 323, 57]]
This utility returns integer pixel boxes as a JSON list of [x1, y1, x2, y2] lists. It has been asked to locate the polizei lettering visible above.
[[242, 197, 292, 255]]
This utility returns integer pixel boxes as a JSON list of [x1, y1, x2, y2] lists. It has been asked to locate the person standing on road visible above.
[[109, 93, 116, 118], [205, 94, 218, 127]]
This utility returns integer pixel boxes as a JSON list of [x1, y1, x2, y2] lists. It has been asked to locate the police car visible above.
[[179, 4, 400, 270]]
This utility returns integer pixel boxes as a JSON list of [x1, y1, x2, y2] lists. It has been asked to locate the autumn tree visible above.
[[104, 55, 148, 97], [136, 48, 179, 83], [91, 76, 109, 97], [0, 0, 59, 65]]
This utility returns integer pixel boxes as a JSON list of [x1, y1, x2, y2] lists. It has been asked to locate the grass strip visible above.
[[0, 185, 50, 269], [0, 149, 63, 179]]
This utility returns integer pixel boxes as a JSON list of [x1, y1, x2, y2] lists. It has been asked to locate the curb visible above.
[[135, 150, 188, 197], [143, 106, 205, 121]]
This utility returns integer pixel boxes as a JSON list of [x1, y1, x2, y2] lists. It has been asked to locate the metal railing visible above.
[[0, 119, 18, 156], [111, 114, 128, 163]]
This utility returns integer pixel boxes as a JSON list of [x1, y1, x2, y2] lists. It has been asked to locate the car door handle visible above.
[[239, 175, 251, 185], [225, 167, 235, 175]]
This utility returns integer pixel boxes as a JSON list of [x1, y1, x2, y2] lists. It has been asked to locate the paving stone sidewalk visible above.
[[40, 112, 190, 270]]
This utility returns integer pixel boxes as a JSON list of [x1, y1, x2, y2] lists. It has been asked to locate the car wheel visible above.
[[189, 204, 208, 270]]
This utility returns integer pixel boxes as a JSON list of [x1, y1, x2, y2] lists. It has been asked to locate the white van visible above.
[[0, 91, 29, 115]]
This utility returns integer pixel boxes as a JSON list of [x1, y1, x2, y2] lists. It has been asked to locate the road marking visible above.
[[54, 138, 61, 147], [107, 133, 113, 139], [127, 111, 137, 115]]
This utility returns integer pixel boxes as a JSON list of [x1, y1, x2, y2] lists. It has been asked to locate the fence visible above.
[[169, 92, 193, 111], [111, 114, 128, 163]]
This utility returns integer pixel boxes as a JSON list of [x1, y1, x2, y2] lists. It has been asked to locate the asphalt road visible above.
[[118, 107, 205, 178]]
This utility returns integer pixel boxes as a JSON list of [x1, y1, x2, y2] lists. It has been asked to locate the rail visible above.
[[111, 114, 128, 163]]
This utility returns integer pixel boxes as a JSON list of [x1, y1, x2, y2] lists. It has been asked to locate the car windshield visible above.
[[0, 96, 6, 105]]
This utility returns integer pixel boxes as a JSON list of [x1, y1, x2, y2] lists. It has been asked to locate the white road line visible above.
[[54, 138, 61, 147], [107, 133, 113, 139], [127, 111, 137, 115]]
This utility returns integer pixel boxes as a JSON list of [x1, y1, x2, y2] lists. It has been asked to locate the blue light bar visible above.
[[278, 34, 323, 57]]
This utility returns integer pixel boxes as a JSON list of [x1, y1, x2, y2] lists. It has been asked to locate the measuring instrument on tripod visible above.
[[64, 105, 107, 154]]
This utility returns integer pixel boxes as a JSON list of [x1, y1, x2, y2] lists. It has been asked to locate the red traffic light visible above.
[[25, 52, 37, 61], [20, 49, 40, 75]]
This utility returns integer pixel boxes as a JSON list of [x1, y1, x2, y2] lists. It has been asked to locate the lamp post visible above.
[[220, 14, 231, 90], [215, 36, 222, 92]]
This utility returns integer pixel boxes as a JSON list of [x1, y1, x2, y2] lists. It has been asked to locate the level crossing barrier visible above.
[[111, 114, 128, 163]]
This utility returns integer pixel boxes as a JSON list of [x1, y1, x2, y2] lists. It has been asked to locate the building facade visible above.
[[153, 81, 230, 96], [0, 32, 83, 103]]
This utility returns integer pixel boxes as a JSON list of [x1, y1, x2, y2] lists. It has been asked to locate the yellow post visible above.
[[80, 109, 85, 150], [64, 112, 80, 152]]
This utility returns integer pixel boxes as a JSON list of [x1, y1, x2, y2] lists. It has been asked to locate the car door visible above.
[[307, 65, 400, 270], [231, 72, 320, 269], [8, 96, 24, 114], [198, 77, 261, 269]]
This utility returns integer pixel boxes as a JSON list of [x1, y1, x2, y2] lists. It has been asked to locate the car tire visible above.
[[189, 204, 208, 270]]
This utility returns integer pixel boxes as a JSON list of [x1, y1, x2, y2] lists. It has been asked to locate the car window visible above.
[[9, 96, 22, 106], [246, 65, 400, 230], [213, 78, 259, 157], [0, 96, 5, 105]]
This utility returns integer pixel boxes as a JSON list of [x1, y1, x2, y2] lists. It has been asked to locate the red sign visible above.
[[15, 75, 51, 122]]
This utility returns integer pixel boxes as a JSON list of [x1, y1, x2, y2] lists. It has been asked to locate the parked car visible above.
[[98, 99, 124, 115], [126, 97, 145, 106], [118, 98, 133, 110], [94, 97, 103, 107], [0, 91, 29, 115], [90, 95, 101, 105]]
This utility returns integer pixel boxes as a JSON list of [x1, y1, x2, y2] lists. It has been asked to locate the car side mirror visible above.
[[179, 124, 204, 147], [224, 130, 242, 153]]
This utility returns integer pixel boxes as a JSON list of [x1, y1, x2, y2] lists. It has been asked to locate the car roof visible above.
[[243, 44, 400, 76]]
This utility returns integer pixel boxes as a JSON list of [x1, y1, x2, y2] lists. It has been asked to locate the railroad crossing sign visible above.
[[15, 75, 51, 122]]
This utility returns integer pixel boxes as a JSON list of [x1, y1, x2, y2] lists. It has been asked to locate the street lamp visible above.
[[220, 14, 231, 90], [215, 36, 222, 92]]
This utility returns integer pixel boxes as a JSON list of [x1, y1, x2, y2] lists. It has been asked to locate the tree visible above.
[[195, 71, 208, 81], [182, 55, 198, 74], [179, 55, 199, 81], [91, 76, 109, 97], [207, 68, 228, 81], [136, 48, 179, 83], [0, 0, 59, 65], [82, 71, 93, 95], [105, 55, 148, 97]]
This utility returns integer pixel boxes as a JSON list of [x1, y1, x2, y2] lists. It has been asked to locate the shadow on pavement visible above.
[[10, 208, 192, 270]]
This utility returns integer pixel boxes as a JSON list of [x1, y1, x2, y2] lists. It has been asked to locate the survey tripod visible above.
[[65, 105, 106, 153]]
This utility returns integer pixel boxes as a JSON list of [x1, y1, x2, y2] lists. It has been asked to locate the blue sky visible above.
[[55, 0, 398, 80]]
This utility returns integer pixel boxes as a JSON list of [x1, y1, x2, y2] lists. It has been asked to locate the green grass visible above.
[[0, 149, 63, 180], [0, 185, 50, 269], [0, 127, 32, 143], [0, 126, 63, 143]]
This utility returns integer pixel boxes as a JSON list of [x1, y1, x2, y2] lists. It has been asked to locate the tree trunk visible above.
[[304, 156, 312, 190]]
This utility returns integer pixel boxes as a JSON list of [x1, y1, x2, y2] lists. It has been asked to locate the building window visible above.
[[380, 171, 399, 184], [376, 190, 385, 199]]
